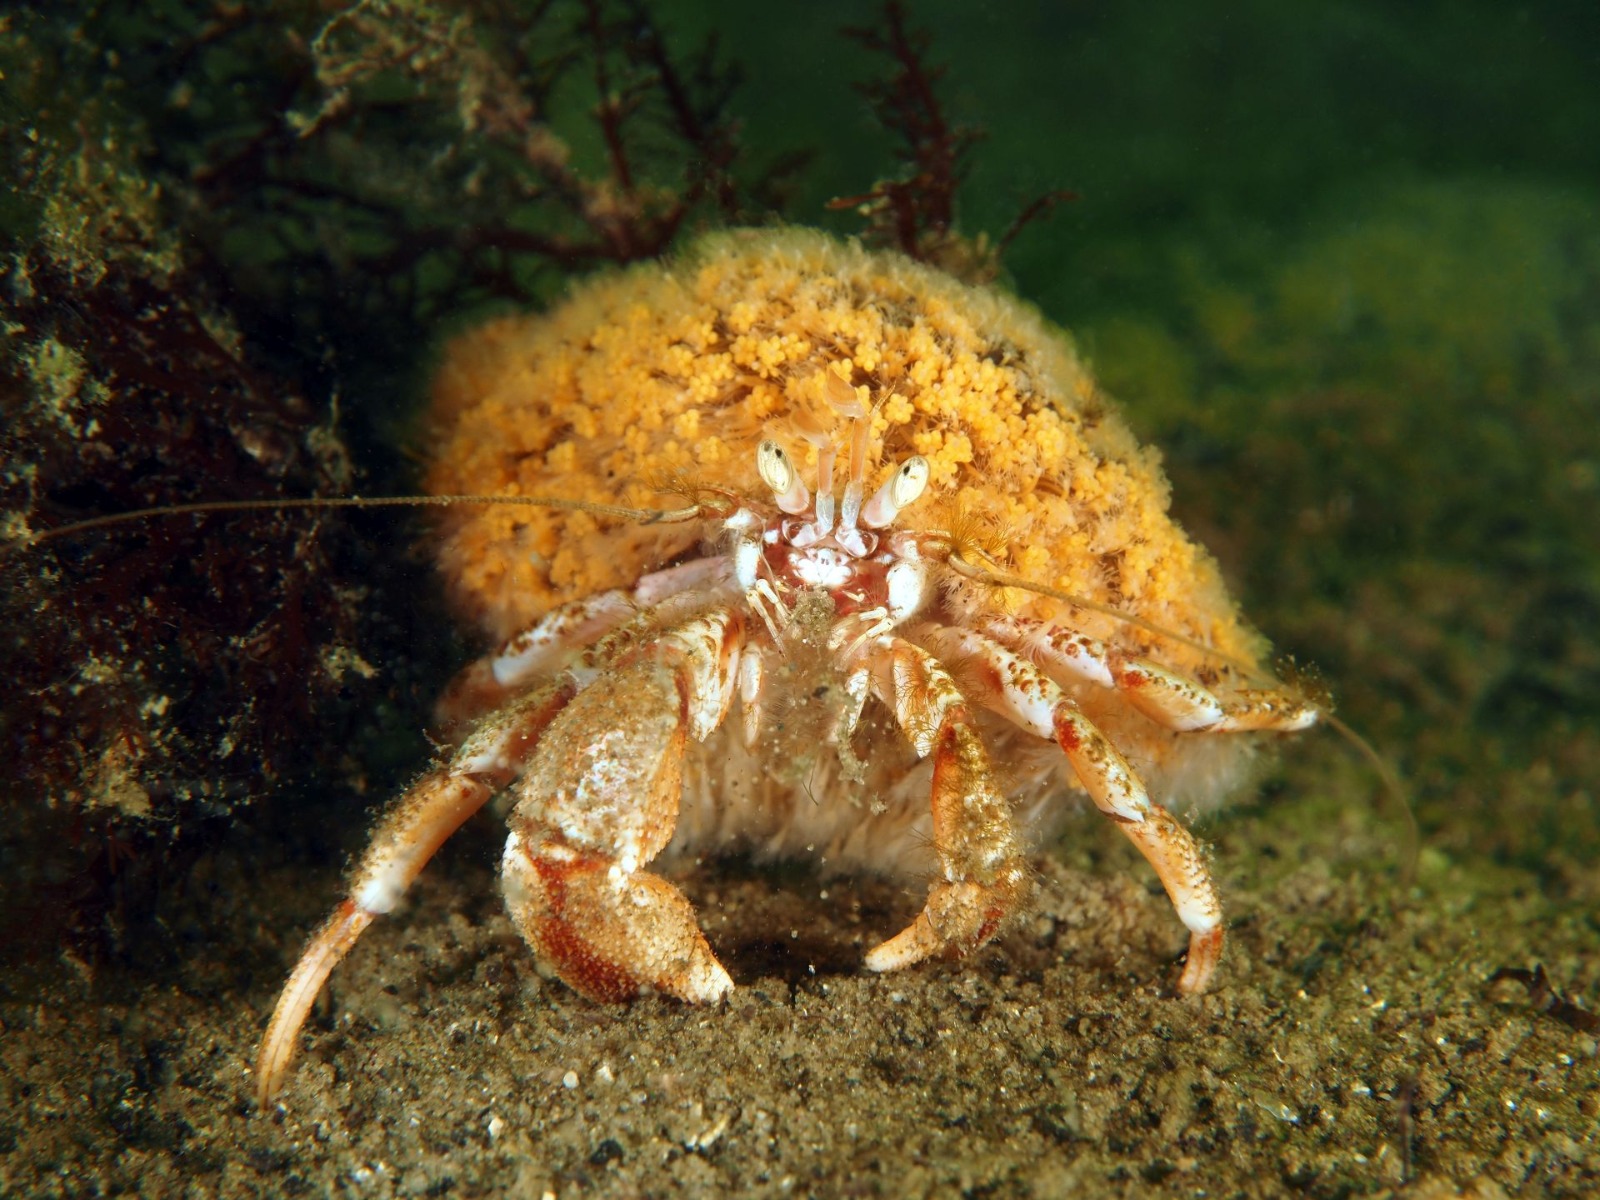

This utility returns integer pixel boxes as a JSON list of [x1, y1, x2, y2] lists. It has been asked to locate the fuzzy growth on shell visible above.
[[426, 229, 1265, 686]]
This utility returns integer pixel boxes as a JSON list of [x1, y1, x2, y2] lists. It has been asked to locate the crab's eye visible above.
[[891, 456, 930, 507], [757, 440, 811, 514], [861, 455, 930, 528]]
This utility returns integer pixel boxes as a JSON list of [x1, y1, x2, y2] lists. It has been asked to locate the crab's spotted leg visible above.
[[256, 679, 578, 1105], [983, 614, 1319, 734], [861, 638, 1031, 972], [501, 608, 743, 1005], [436, 591, 634, 732], [436, 557, 735, 734], [924, 626, 1226, 995]]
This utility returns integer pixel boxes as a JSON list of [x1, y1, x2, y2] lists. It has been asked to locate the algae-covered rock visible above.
[[0, 11, 418, 967]]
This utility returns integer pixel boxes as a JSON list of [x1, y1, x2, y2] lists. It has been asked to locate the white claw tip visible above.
[[688, 960, 735, 1003]]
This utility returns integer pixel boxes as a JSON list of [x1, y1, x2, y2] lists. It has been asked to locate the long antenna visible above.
[[2, 493, 715, 558], [1326, 710, 1421, 887], [9, 492, 1420, 882]]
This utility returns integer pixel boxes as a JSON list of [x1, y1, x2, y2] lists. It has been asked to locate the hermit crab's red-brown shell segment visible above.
[[425, 229, 1261, 678]]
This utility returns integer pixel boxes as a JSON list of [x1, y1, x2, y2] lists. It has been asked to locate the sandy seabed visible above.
[[4, 738, 1595, 1200]]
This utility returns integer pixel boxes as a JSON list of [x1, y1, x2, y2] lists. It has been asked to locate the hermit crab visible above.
[[254, 229, 1318, 1103]]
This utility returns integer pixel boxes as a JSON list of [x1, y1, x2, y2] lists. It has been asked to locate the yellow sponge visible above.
[[426, 228, 1262, 684]]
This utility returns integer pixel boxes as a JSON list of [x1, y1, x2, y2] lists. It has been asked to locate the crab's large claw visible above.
[[500, 613, 742, 1005]]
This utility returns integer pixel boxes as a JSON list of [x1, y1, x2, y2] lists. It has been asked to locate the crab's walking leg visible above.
[[255, 679, 576, 1105], [435, 592, 634, 733], [927, 626, 1226, 995], [861, 639, 1031, 972], [436, 557, 735, 733], [983, 615, 1319, 734], [501, 609, 743, 1005]]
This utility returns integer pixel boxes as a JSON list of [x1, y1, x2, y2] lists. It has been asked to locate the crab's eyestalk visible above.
[[861, 456, 930, 529], [757, 440, 811, 515]]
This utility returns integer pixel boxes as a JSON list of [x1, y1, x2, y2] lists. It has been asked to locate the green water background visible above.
[[675, 0, 1600, 878]]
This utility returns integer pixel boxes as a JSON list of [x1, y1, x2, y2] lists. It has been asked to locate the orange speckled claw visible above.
[[502, 832, 733, 1004], [861, 637, 1032, 974], [493, 611, 742, 1004]]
